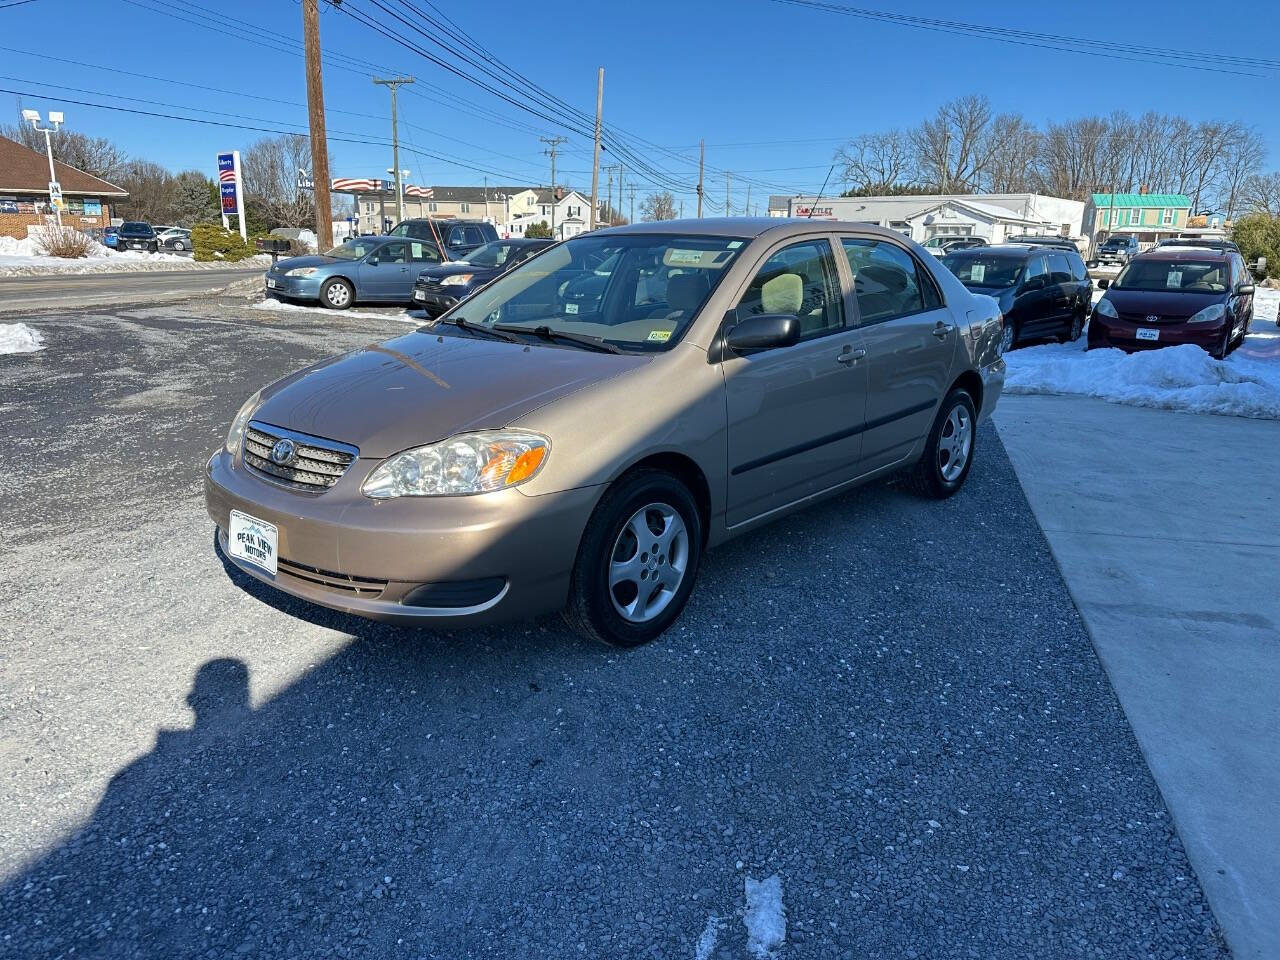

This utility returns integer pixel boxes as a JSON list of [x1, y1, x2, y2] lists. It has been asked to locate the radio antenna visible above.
[[807, 164, 835, 219]]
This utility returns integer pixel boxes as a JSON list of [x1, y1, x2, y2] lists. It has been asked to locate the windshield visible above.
[[923, 237, 946, 248], [388, 221, 438, 242], [1113, 259, 1228, 293], [940, 254, 1023, 289], [324, 239, 382, 260], [119, 222, 152, 236], [463, 241, 523, 268], [445, 233, 746, 352], [1101, 238, 1128, 248]]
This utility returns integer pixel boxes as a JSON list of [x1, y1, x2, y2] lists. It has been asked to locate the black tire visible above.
[[563, 468, 703, 648], [173, 240, 186, 251], [320, 277, 354, 310], [1000, 321, 1016, 354], [1060, 307, 1085, 343], [903, 388, 977, 499]]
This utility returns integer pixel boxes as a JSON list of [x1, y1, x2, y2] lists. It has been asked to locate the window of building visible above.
[[1162, 208, 1174, 225], [460, 202, 470, 213], [1130, 208, 1142, 226], [428, 201, 438, 212]]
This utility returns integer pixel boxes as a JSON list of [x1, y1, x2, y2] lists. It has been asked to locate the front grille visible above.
[[277, 557, 387, 597], [243, 421, 358, 491], [1118, 313, 1187, 326]]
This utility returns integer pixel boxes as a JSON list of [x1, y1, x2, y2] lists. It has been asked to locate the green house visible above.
[[1086, 192, 1191, 243]]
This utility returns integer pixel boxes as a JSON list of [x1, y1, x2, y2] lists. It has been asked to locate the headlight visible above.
[[285, 266, 317, 277], [1187, 303, 1225, 324], [362, 431, 550, 499], [1093, 297, 1118, 318], [224, 391, 261, 455], [440, 273, 475, 286]]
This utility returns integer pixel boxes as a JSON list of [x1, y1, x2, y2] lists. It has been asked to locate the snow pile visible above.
[[0, 250, 271, 277], [743, 875, 786, 958], [252, 298, 418, 323], [0, 323, 44, 355], [1005, 289, 1280, 419], [0, 235, 41, 257]]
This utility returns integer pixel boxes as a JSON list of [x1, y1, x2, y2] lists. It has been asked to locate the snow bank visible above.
[[743, 875, 786, 958], [0, 233, 271, 277], [0, 323, 44, 355], [252, 298, 418, 323], [1005, 288, 1280, 419]]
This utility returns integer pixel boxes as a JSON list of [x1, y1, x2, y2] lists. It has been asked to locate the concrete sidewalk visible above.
[[997, 394, 1280, 960]]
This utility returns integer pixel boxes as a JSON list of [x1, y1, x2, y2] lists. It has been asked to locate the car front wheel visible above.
[[1000, 322, 1016, 353], [563, 468, 703, 648], [320, 278, 353, 310], [903, 388, 977, 499]]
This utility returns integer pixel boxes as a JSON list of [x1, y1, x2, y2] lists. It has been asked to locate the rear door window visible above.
[[840, 238, 937, 322], [1047, 253, 1072, 284], [1068, 253, 1087, 282], [1022, 256, 1048, 289]]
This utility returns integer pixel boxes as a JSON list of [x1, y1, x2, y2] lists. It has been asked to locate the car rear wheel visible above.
[[172, 240, 186, 251], [321, 278, 353, 310], [903, 388, 976, 499], [1000, 322, 1016, 353], [1060, 307, 1085, 343], [563, 468, 703, 648]]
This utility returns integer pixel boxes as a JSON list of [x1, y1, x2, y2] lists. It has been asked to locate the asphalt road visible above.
[[0, 266, 265, 313], [0, 300, 1227, 959]]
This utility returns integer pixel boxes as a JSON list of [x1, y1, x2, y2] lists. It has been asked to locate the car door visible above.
[[721, 236, 869, 527], [1045, 252, 1073, 330], [839, 235, 958, 474], [357, 241, 411, 300], [1011, 254, 1052, 338]]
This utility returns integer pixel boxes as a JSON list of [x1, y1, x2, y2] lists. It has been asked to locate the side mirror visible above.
[[1236, 282, 1255, 296], [725, 313, 801, 353], [1022, 275, 1045, 292], [1097, 278, 1110, 289], [365, 254, 379, 265]]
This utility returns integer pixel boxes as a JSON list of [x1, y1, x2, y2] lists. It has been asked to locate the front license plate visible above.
[[413, 289, 425, 300], [228, 509, 278, 575], [1136, 328, 1160, 341], [266, 278, 278, 289]]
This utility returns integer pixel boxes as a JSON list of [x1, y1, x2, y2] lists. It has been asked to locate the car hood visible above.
[[269, 254, 343, 273], [251, 331, 651, 458], [1102, 288, 1224, 319], [416, 262, 496, 283]]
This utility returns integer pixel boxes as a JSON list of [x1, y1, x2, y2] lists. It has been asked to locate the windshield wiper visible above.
[[494, 324, 622, 354], [440, 317, 525, 344]]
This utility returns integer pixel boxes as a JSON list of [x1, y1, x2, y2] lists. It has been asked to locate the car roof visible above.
[[594, 216, 916, 243], [1132, 247, 1230, 262], [945, 244, 1038, 258]]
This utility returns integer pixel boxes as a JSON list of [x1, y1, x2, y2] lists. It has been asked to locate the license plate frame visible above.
[[413, 289, 425, 300], [1136, 328, 1160, 341], [228, 509, 278, 576], [266, 278, 278, 289]]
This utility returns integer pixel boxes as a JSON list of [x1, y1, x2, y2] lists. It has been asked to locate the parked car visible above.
[[264, 235, 444, 309], [1093, 235, 1140, 266], [413, 238, 553, 316], [116, 221, 159, 253], [157, 227, 192, 252], [1088, 248, 1254, 358], [388, 218, 498, 259], [208, 219, 1005, 646], [921, 236, 987, 256], [1005, 235, 1081, 252], [102, 226, 119, 249], [941, 244, 1092, 350], [1154, 237, 1240, 254]]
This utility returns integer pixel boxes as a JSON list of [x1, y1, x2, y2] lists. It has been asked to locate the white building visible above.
[[504, 188, 594, 240], [784, 193, 1087, 246]]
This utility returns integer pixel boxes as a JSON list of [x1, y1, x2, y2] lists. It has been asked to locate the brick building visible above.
[[0, 135, 128, 240]]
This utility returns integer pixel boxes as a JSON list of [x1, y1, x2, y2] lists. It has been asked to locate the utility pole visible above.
[[628, 183, 636, 224], [679, 200, 683, 218], [725, 171, 731, 217], [373, 76, 414, 223], [696, 139, 705, 218], [745, 183, 751, 218], [589, 67, 604, 230], [302, 0, 332, 248], [603, 165, 617, 225], [617, 162, 624, 224], [540, 135, 568, 238]]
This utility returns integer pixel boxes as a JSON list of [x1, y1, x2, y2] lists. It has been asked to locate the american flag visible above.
[[404, 185, 433, 199], [218, 168, 236, 183], [331, 178, 383, 193]]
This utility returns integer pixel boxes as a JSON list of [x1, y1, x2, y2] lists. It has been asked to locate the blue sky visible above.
[[4, 0, 1279, 214]]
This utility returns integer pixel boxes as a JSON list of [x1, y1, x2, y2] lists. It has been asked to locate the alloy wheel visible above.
[[938, 405, 972, 483], [1000, 323, 1014, 353], [326, 282, 351, 308], [608, 502, 689, 623]]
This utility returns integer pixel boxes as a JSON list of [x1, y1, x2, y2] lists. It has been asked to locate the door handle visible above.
[[836, 346, 866, 365], [932, 322, 953, 340]]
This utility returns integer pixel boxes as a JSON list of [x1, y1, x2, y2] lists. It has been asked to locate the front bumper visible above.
[[205, 449, 603, 625], [265, 274, 324, 300], [978, 357, 1006, 422], [412, 286, 461, 315], [1087, 315, 1225, 353]]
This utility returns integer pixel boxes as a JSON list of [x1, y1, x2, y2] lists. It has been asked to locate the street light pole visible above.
[[373, 76, 414, 224], [23, 109, 64, 227]]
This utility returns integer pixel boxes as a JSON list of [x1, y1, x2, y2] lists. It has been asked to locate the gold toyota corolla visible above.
[[207, 219, 1005, 646]]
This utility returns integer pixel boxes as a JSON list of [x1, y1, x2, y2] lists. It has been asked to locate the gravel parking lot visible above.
[[1, 299, 1228, 959]]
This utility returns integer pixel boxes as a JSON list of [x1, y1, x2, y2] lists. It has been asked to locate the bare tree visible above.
[[835, 130, 913, 193], [979, 113, 1037, 193], [241, 134, 318, 229], [115, 160, 178, 222], [638, 190, 677, 222], [1215, 125, 1265, 219], [2, 109, 128, 181], [909, 95, 994, 192], [1240, 171, 1280, 217]]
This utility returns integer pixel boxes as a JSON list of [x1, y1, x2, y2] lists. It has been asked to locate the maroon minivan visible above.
[[1088, 248, 1254, 358]]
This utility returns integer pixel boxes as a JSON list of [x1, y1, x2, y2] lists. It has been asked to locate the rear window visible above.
[[939, 254, 1023, 289], [1113, 259, 1228, 293]]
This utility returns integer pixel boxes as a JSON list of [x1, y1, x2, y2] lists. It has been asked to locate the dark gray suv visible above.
[[388, 219, 498, 258]]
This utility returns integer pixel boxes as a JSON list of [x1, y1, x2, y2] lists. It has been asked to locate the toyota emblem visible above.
[[269, 438, 297, 466], [1145, 315, 1159, 323]]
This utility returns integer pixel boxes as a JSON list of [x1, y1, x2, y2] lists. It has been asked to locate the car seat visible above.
[[649, 271, 710, 321]]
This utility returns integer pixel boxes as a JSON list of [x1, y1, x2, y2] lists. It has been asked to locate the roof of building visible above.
[[767, 194, 791, 212], [1091, 193, 1190, 208], [427, 185, 530, 203], [0, 135, 127, 197]]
